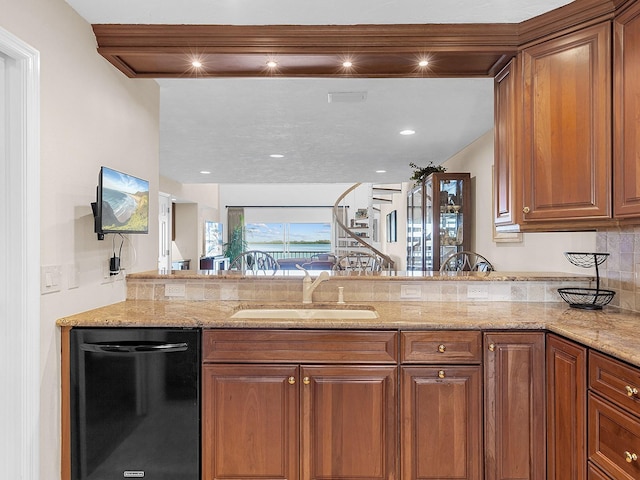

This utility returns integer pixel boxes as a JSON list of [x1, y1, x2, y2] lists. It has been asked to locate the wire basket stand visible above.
[[557, 252, 615, 310]]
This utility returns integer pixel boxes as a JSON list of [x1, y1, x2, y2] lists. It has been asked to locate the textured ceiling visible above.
[[64, 0, 573, 184]]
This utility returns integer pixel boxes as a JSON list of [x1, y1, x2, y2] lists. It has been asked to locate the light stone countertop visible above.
[[57, 299, 640, 368], [128, 270, 594, 282]]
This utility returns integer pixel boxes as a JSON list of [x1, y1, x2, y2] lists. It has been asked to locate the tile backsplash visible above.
[[597, 226, 640, 312], [127, 276, 590, 305]]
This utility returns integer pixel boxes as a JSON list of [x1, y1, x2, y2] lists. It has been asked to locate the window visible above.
[[245, 222, 331, 259]]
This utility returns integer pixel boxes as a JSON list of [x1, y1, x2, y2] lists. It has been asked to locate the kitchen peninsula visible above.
[[59, 271, 640, 480]]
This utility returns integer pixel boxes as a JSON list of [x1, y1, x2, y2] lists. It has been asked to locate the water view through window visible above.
[[245, 222, 331, 258]]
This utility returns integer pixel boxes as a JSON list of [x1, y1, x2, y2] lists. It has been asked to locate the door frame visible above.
[[0, 26, 40, 479]]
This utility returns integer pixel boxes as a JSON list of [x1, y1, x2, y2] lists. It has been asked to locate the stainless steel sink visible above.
[[230, 308, 379, 320]]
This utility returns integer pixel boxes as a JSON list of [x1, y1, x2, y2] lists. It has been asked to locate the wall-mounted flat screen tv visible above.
[[94, 166, 149, 237]]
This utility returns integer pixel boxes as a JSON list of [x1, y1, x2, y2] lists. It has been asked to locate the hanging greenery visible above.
[[409, 162, 447, 184]]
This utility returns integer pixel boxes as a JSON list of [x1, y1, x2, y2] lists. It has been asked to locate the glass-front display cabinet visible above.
[[407, 172, 471, 271]]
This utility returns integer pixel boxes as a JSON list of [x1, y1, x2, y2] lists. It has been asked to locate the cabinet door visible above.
[[484, 332, 546, 480], [546, 334, 588, 480], [300, 365, 397, 480], [521, 23, 611, 222], [202, 364, 299, 480], [401, 366, 482, 480], [494, 57, 521, 228], [614, 1, 640, 218]]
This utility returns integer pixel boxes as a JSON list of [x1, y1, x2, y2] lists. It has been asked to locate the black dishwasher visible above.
[[70, 328, 200, 480]]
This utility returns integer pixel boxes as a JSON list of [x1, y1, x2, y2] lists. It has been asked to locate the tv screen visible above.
[[97, 166, 149, 234]]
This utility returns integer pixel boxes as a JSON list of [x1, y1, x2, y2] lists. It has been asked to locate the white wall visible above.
[[2, 0, 160, 478], [376, 187, 408, 270], [160, 177, 221, 262], [442, 129, 596, 273], [172, 203, 199, 265]]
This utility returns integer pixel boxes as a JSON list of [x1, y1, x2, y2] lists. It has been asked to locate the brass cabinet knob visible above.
[[438, 344, 446, 353], [523, 206, 530, 214], [438, 370, 446, 379], [288, 376, 296, 385], [303, 376, 311, 385], [625, 385, 639, 397], [624, 451, 638, 463], [488, 343, 496, 352]]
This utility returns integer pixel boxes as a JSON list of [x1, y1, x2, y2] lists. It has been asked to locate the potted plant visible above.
[[409, 162, 447, 185], [223, 225, 248, 261]]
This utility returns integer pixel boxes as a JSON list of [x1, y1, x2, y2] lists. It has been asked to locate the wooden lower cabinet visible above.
[[201, 330, 399, 480], [484, 332, 546, 480], [202, 363, 397, 480], [401, 366, 482, 480], [201, 329, 588, 480], [546, 334, 588, 480], [202, 364, 300, 480], [588, 351, 640, 480], [588, 462, 613, 480], [300, 365, 397, 480]]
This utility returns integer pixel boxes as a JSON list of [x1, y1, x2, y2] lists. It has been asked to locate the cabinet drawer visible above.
[[588, 393, 640, 480], [401, 331, 482, 364], [203, 329, 397, 363], [590, 351, 640, 416], [588, 462, 612, 480]]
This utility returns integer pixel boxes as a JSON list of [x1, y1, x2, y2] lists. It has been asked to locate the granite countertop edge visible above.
[[57, 300, 640, 368]]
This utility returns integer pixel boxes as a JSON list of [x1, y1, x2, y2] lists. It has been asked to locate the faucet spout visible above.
[[296, 265, 330, 304]]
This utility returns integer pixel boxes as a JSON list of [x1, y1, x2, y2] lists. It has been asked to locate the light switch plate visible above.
[[41, 265, 62, 294]]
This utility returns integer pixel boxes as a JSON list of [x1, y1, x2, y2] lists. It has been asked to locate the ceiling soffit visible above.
[[91, 0, 620, 79], [93, 23, 520, 78]]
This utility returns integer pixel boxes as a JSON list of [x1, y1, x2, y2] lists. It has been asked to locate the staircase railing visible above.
[[333, 183, 395, 271]]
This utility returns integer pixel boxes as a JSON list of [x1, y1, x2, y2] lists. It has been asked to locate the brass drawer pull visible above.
[[624, 451, 638, 463], [288, 376, 296, 385], [303, 376, 311, 385], [488, 343, 496, 352], [438, 370, 445, 379], [625, 385, 639, 397], [523, 206, 530, 214], [438, 344, 446, 353]]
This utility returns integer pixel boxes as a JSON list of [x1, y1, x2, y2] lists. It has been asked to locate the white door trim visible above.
[[0, 27, 41, 479]]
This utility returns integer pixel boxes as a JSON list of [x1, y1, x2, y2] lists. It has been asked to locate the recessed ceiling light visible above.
[[269, 154, 284, 158], [400, 129, 416, 136], [266, 60, 278, 68], [200, 170, 211, 174], [418, 60, 429, 67], [376, 170, 387, 174], [342, 61, 353, 68], [192, 60, 202, 68]]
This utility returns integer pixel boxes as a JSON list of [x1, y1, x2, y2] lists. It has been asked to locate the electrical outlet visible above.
[[400, 284, 422, 299], [467, 285, 489, 299], [165, 283, 186, 297]]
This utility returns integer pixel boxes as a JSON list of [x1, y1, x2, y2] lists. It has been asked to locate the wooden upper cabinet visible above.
[[614, 2, 640, 218], [521, 22, 612, 222], [494, 57, 521, 228]]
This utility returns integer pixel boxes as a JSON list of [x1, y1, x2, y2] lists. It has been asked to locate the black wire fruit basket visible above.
[[557, 252, 615, 310]]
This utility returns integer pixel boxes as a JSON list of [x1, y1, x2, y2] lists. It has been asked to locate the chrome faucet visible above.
[[296, 265, 330, 304]]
